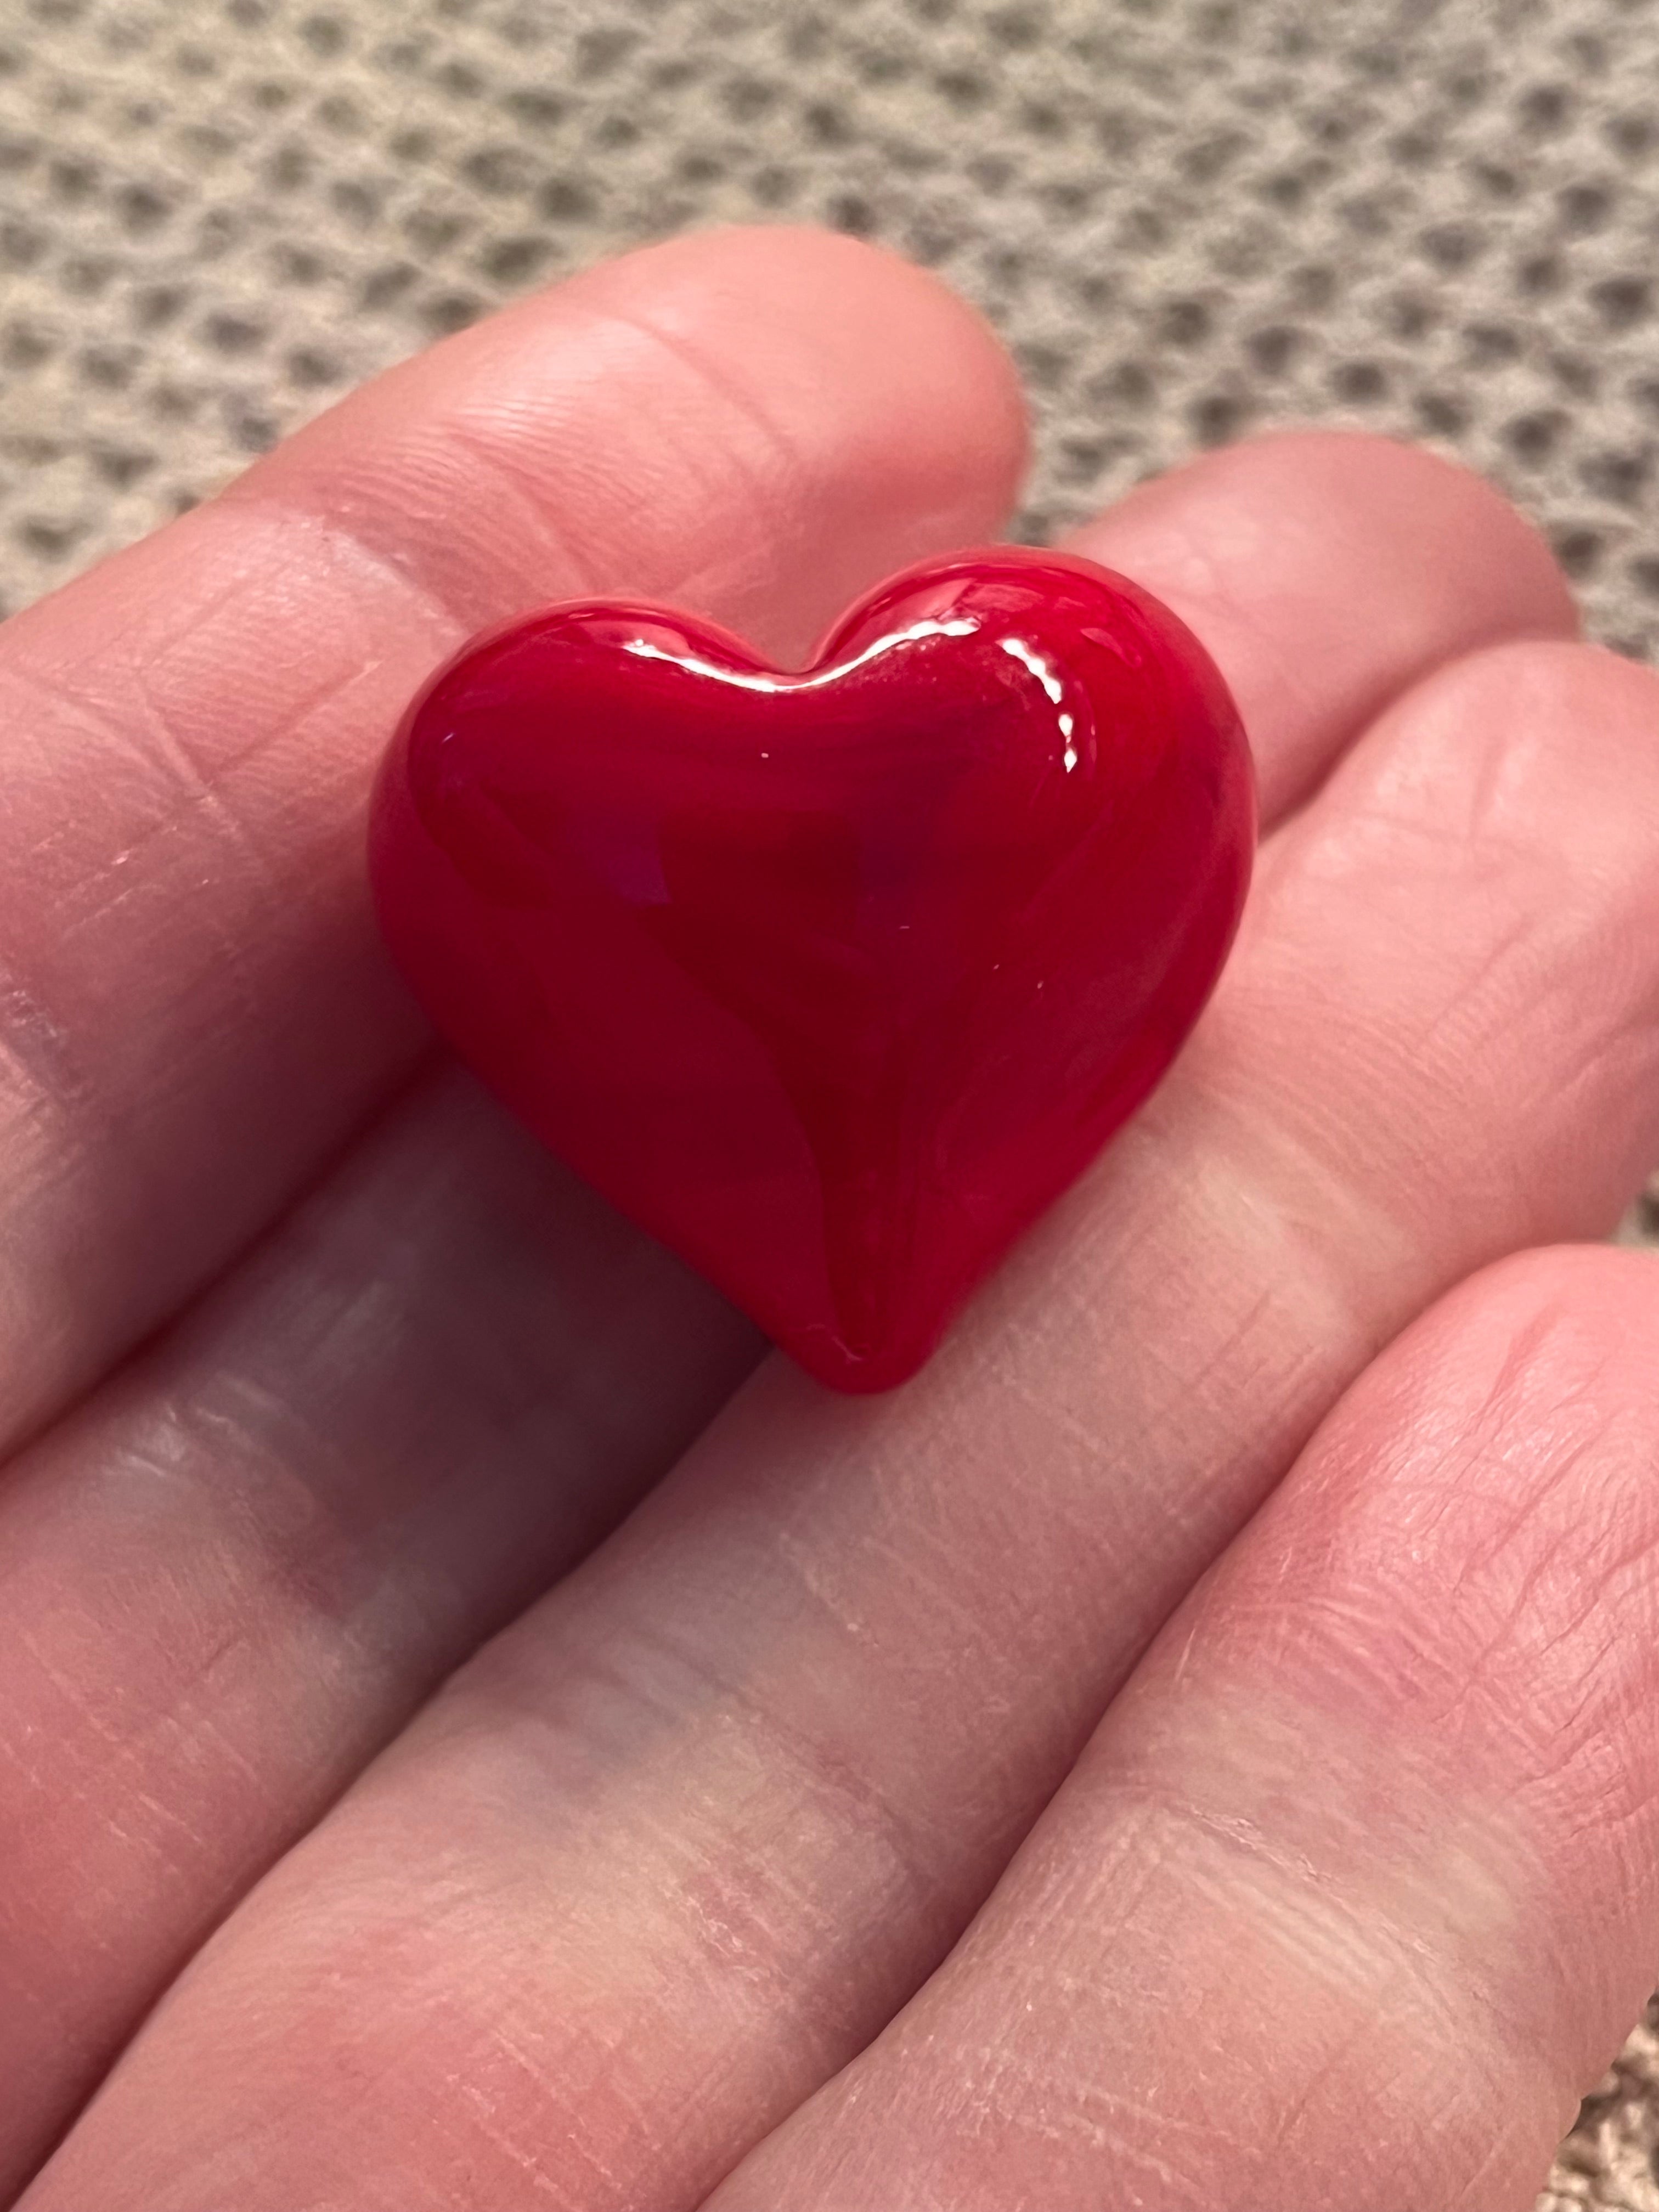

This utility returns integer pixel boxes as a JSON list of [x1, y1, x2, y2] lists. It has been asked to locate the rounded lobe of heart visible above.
[[368, 549, 1255, 1392]]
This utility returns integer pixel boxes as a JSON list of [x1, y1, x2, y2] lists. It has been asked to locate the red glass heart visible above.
[[369, 548, 1254, 1392]]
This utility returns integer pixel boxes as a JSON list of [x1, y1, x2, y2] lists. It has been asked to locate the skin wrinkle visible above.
[[256, 1860, 718, 2212], [448, 1596, 950, 1933], [216, 413, 590, 651], [112, 658, 292, 889], [0, 1623, 262, 2005], [1386, 906, 1553, 1083], [0, 657, 191, 849], [449, 2087, 575, 2209], [934, 1726, 1551, 2194], [351, 1649, 951, 2160], [1, 571, 262, 803], [0, 518, 428, 832], [588, 302, 808, 540], [1311, 1339, 1645, 1709], [172, 1353, 594, 1668], [1249, 2005, 1393, 2180], [0, 956, 81, 1149], [1259, 1436, 1626, 1741], [19, 1511, 312, 1815], [1226, 955, 1655, 1288], [1453, 1448, 1630, 1689], [174, 1381, 435, 1638], [0, 646, 263, 1132], [1238, 1526, 1653, 1916], [324, 406, 602, 627], [1310, 646, 1580, 856], [0, 741, 436, 1457], [1444, 2128, 1538, 2212], [1242, 1527, 1642, 1810], [895, 1818, 1522, 2212], [2, 833, 366, 1124], [1541, 1005, 1659, 1168], [1104, 1070, 1415, 1392]]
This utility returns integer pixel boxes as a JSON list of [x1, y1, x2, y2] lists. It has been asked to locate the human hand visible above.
[[3, 227, 1658, 2212]]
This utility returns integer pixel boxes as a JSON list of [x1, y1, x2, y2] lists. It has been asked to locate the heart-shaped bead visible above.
[[369, 548, 1254, 1392]]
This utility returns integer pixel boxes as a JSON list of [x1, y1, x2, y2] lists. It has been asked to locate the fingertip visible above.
[[593, 223, 1031, 491], [589, 224, 1032, 640], [1069, 426, 1580, 821], [252, 222, 1030, 664], [1196, 429, 1579, 644]]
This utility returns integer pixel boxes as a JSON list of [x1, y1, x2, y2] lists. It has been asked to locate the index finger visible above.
[[0, 224, 1026, 1452]]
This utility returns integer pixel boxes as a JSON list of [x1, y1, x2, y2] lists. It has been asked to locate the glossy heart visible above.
[[369, 548, 1254, 1392]]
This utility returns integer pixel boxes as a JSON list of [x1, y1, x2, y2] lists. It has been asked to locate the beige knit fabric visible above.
[[4, 0, 1659, 2202]]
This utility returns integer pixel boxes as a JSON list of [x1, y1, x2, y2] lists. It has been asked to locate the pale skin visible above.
[[2, 223, 1658, 2211]]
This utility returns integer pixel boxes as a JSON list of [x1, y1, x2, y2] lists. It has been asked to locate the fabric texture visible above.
[[4, 0, 1659, 2201]]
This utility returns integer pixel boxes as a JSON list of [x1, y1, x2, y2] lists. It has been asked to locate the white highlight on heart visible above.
[[622, 617, 981, 696]]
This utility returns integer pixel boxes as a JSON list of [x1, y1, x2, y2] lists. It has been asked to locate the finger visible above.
[[38, 630, 1659, 2212], [1069, 428, 1577, 821], [0, 434, 1563, 2198], [0, 223, 1024, 2196], [0, 223, 1025, 1453], [705, 1245, 1659, 2212]]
